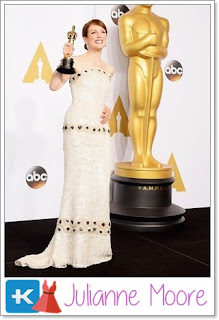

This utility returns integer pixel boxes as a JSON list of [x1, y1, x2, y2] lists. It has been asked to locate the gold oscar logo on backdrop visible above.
[[23, 42, 53, 84], [168, 153, 186, 191], [108, 96, 130, 137]]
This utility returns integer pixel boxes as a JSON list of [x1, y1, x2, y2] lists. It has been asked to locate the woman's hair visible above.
[[82, 19, 107, 50]]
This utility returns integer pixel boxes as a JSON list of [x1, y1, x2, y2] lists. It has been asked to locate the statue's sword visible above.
[[142, 56, 154, 167]]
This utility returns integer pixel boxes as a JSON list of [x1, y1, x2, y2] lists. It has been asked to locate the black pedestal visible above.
[[56, 58, 75, 74], [110, 174, 185, 232]]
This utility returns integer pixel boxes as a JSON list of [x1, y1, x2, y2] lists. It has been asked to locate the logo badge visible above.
[[165, 60, 183, 81], [22, 42, 53, 84], [168, 153, 186, 191], [26, 166, 48, 189], [111, 5, 129, 25], [6, 280, 40, 313], [108, 96, 130, 137]]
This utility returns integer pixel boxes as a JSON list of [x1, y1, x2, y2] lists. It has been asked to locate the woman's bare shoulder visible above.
[[72, 54, 87, 71], [72, 54, 86, 62]]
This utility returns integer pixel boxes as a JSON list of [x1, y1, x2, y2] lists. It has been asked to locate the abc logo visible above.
[[26, 166, 48, 189], [165, 60, 183, 81], [111, 5, 129, 25]]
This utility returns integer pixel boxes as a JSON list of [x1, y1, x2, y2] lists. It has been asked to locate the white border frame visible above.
[[0, 0, 215, 316]]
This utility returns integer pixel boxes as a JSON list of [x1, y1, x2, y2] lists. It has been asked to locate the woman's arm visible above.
[[49, 71, 72, 91]]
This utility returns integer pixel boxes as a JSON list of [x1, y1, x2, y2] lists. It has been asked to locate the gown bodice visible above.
[[64, 68, 112, 126]]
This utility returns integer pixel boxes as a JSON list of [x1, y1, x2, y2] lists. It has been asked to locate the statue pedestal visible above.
[[110, 162, 185, 232], [56, 58, 75, 74]]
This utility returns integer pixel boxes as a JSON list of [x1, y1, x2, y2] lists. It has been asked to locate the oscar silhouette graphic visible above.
[[110, 4, 185, 231], [32, 280, 61, 313], [33, 58, 46, 84], [37, 58, 43, 80], [116, 111, 122, 133]]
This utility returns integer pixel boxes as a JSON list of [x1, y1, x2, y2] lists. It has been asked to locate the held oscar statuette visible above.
[[57, 26, 77, 74], [110, 5, 185, 231]]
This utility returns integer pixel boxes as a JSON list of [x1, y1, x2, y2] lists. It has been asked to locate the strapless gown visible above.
[[15, 68, 113, 268]]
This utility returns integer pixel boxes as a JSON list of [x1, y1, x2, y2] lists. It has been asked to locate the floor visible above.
[[5, 207, 210, 277]]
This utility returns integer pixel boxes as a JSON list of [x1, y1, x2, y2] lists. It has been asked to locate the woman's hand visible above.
[[63, 43, 74, 58], [100, 106, 111, 124]]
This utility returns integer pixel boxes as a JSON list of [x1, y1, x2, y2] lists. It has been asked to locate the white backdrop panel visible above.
[[4, 3, 211, 222]]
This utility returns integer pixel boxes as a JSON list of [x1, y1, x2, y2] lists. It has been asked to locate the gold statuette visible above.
[[57, 25, 78, 74], [110, 5, 185, 231], [118, 5, 172, 179]]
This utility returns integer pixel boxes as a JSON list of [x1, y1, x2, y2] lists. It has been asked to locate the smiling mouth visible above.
[[95, 40, 103, 44]]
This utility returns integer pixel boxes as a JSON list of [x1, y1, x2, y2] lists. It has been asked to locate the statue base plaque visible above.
[[110, 163, 185, 232]]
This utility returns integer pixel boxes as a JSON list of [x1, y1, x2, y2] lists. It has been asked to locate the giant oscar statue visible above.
[[110, 4, 185, 231]]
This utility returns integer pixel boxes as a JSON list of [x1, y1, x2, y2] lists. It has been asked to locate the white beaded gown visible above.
[[15, 68, 113, 269]]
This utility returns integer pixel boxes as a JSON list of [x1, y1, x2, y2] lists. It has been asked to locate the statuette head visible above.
[[141, 4, 153, 8]]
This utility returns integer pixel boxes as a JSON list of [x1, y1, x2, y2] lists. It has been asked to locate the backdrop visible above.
[[4, 3, 211, 222]]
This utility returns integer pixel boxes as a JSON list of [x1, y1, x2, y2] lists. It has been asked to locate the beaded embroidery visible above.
[[69, 68, 112, 82], [56, 218, 111, 235], [62, 124, 111, 135]]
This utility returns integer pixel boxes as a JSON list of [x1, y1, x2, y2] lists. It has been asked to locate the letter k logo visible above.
[[12, 289, 34, 304], [6, 280, 40, 313]]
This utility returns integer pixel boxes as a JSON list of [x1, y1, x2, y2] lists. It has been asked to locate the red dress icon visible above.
[[32, 280, 61, 313]]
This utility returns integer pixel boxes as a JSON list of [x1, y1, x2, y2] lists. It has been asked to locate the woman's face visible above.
[[84, 24, 107, 50]]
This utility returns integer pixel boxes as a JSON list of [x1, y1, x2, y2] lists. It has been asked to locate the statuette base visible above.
[[56, 58, 75, 75], [110, 174, 186, 232], [115, 162, 173, 179]]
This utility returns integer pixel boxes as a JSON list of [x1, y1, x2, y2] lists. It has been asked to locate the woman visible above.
[[15, 19, 115, 269]]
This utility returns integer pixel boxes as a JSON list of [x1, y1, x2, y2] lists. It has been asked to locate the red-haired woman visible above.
[[15, 19, 115, 269]]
